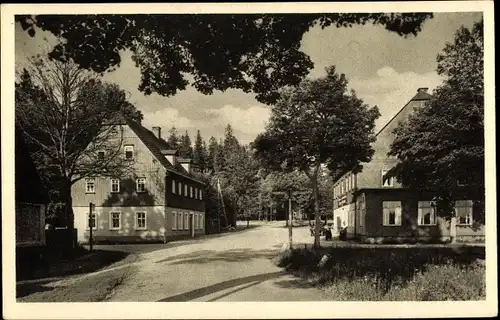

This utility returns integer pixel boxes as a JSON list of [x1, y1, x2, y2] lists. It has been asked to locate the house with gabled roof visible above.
[[71, 115, 206, 243], [332, 88, 484, 243]]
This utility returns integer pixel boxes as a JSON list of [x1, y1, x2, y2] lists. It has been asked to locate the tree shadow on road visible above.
[[157, 271, 287, 302], [155, 245, 283, 265]]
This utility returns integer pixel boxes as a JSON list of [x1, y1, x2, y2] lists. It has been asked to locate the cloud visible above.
[[207, 105, 271, 144], [348, 66, 445, 131]]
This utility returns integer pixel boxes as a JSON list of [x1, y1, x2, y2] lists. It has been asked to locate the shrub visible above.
[[279, 246, 485, 301]]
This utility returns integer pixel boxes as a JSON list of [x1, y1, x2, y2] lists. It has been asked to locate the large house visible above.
[[71, 115, 206, 243], [332, 88, 485, 243]]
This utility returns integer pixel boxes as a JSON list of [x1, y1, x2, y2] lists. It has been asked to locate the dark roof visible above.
[[161, 149, 179, 156], [333, 88, 432, 183], [123, 118, 205, 185], [15, 127, 50, 204], [375, 88, 432, 138], [177, 157, 192, 164]]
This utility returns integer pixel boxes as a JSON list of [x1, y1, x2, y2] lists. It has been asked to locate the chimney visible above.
[[152, 126, 161, 139], [417, 88, 429, 93]]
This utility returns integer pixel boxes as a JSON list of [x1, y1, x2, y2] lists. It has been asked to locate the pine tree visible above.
[[207, 137, 218, 172], [167, 126, 180, 150], [193, 130, 205, 170], [215, 138, 226, 172], [179, 130, 193, 159]]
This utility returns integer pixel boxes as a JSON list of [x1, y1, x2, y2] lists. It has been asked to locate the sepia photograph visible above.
[[1, 1, 496, 319]]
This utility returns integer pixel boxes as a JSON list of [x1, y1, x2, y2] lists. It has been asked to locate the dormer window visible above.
[[124, 145, 134, 160], [382, 170, 394, 187]]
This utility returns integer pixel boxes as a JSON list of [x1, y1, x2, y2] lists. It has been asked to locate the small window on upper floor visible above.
[[124, 145, 134, 160], [381, 169, 394, 187], [136, 177, 146, 193], [178, 182, 182, 196], [172, 179, 176, 194], [86, 178, 96, 194], [184, 184, 188, 197]]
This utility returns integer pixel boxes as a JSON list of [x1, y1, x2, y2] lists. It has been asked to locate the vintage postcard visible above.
[[1, 1, 496, 319]]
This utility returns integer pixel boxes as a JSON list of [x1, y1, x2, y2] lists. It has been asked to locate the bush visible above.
[[279, 246, 485, 301]]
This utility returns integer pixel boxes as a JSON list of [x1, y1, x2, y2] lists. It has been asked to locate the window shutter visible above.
[[417, 207, 423, 225], [382, 208, 387, 225]]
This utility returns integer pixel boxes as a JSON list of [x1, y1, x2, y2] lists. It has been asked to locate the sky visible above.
[[15, 12, 482, 145]]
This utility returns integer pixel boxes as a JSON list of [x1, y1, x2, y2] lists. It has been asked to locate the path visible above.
[[108, 223, 328, 301]]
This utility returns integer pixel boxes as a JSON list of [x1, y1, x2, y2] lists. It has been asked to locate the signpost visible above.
[[272, 190, 309, 249], [89, 202, 95, 252]]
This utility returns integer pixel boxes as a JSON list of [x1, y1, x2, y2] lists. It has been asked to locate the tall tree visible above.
[[388, 19, 484, 227], [17, 14, 433, 105], [223, 124, 240, 154], [206, 136, 218, 173], [167, 126, 180, 150], [214, 138, 226, 173], [15, 57, 136, 230], [193, 130, 206, 170], [178, 130, 193, 158], [253, 66, 380, 248]]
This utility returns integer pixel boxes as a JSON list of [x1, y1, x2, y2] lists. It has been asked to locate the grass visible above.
[[276, 246, 486, 301]]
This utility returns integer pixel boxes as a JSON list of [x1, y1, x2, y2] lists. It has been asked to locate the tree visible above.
[[214, 138, 226, 173], [193, 130, 206, 171], [167, 126, 180, 150], [206, 136, 218, 172], [253, 66, 380, 248], [178, 130, 193, 159], [388, 20, 484, 229], [17, 14, 433, 105], [15, 57, 136, 230]]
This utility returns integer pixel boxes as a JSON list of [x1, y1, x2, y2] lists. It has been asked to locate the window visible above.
[[190, 186, 193, 198], [124, 145, 134, 160], [383, 201, 402, 226], [178, 182, 182, 195], [111, 179, 120, 193], [86, 212, 97, 230], [200, 214, 204, 229], [172, 180, 176, 194], [351, 174, 355, 190], [172, 212, 177, 230], [178, 212, 183, 230], [184, 213, 189, 230], [418, 201, 436, 226], [199, 189, 203, 200], [135, 212, 147, 230], [382, 170, 394, 187], [184, 184, 188, 197], [109, 212, 121, 230], [86, 178, 96, 193], [194, 213, 198, 230], [98, 151, 105, 160], [194, 188, 198, 199], [136, 178, 146, 193], [456, 200, 473, 226]]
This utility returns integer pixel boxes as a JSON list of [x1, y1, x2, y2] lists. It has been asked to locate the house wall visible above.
[[74, 205, 206, 243], [165, 207, 205, 241], [74, 205, 166, 243], [356, 99, 427, 189], [360, 189, 484, 241], [166, 172, 206, 212], [72, 124, 166, 207]]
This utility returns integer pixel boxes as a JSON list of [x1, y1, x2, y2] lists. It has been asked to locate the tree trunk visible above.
[[62, 179, 74, 230], [312, 176, 321, 249]]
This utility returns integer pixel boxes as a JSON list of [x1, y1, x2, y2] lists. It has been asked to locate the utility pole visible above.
[[88, 202, 94, 252], [288, 189, 293, 249]]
